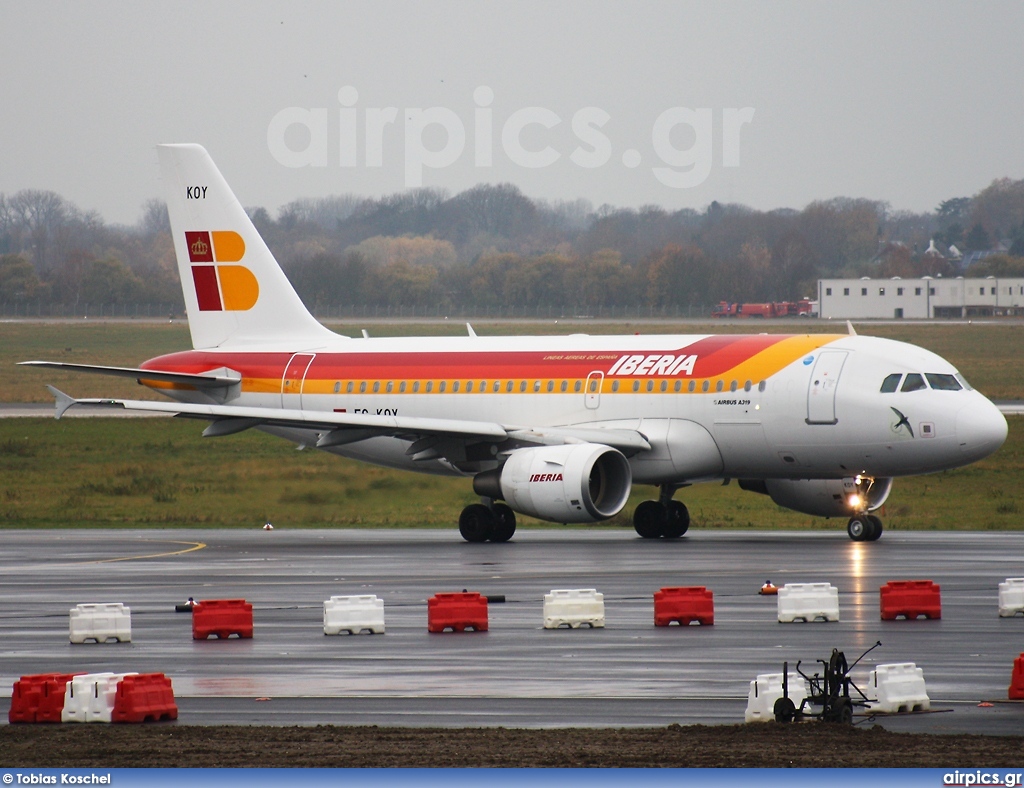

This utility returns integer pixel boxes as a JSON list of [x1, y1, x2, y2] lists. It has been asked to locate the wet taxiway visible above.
[[1, 528, 1022, 732]]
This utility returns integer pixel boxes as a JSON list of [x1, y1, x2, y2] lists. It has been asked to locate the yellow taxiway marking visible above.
[[72, 540, 207, 565]]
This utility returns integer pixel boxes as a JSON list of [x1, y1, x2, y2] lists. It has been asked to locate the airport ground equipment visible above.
[[111, 673, 178, 723], [745, 671, 809, 722], [324, 595, 386, 635], [998, 578, 1024, 617], [654, 586, 714, 626], [773, 641, 881, 724], [69, 602, 132, 644], [543, 588, 605, 629], [880, 580, 942, 620], [777, 582, 840, 623], [192, 598, 254, 639], [1009, 653, 1024, 700], [9, 673, 81, 723], [427, 592, 488, 632], [866, 663, 931, 712]]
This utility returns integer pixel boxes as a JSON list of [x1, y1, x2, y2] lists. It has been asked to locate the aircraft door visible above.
[[806, 350, 847, 425], [281, 353, 316, 409], [585, 371, 604, 409]]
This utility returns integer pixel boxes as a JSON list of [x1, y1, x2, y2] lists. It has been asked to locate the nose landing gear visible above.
[[847, 513, 883, 542]]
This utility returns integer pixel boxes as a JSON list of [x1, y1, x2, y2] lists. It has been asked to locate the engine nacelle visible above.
[[739, 477, 893, 518], [474, 443, 632, 523]]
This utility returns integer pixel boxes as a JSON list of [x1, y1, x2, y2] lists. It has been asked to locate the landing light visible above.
[[848, 494, 862, 509]]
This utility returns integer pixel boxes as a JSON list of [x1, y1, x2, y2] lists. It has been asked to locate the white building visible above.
[[818, 277, 1024, 319]]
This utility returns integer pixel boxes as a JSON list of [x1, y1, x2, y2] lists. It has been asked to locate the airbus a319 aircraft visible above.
[[24, 145, 1009, 543]]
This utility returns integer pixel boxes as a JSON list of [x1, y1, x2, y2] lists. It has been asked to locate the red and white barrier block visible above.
[[543, 589, 605, 629], [69, 602, 132, 644], [745, 672, 809, 723], [867, 663, 931, 713], [324, 595, 386, 635], [777, 583, 840, 623]]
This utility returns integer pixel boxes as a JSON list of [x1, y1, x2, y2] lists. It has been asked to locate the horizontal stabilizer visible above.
[[21, 361, 240, 389]]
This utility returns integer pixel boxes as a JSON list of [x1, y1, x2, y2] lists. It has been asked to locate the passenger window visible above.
[[612, 380, 619, 392], [412, 381, 420, 393], [425, 381, 433, 393], [901, 373, 927, 392], [465, 381, 472, 393], [520, 380, 527, 392], [689, 380, 696, 392], [346, 381, 354, 393], [574, 380, 582, 393], [506, 381, 513, 393], [758, 381, 766, 392], [926, 373, 962, 391], [560, 380, 567, 392], [439, 381, 446, 393], [633, 380, 640, 392], [534, 380, 541, 392], [493, 381, 500, 392], [880, 373, 902, 393], [399, 381, 406, 393]]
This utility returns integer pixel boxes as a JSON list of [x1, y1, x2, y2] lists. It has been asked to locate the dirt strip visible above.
[[2, 724, 1023, 768]]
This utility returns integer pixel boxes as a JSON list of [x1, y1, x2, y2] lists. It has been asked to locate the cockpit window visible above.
[[901, 373, 927, 392], [925, 373, 962, 391], [955, 373, 973, 391], [880, 373, 902, 393]]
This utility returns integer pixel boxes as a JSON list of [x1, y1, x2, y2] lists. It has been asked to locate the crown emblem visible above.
[[191, 237, 209, 256]]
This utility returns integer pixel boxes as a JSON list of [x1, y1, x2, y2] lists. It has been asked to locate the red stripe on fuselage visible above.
[[139, 335, 790, 382]]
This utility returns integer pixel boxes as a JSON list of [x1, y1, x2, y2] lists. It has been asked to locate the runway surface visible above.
[[1, 528, 1022, 733]]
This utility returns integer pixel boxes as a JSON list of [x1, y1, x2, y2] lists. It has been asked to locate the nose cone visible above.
[[956, 399, 1008, 461]]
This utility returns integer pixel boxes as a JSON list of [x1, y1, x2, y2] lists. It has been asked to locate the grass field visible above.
[[1, 318, 1021, 531], [0, 415, 1020, 531]]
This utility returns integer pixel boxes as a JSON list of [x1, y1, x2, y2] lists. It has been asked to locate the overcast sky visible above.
[[2, 1, 1022, 225]]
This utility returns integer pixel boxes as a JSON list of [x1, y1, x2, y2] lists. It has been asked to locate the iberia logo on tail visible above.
[[184, 231, 259, 311]]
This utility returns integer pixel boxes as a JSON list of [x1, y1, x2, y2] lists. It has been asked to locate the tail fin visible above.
[[158, 144, 336, 349]]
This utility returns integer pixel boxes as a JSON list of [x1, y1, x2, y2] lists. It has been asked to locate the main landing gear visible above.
[[847, 513, 883, 542], [459, 500, 517, 543], [633, 484, 690, 539]]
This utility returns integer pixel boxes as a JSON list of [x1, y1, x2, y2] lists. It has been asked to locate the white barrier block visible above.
[[867, 662, 930, 713], [61, 672, 137, 723], [69, 602, 132, 644], [544, 589, 605, 629], [745, 672, 809, 723], [323, 595, 385, 635], [777, 583, 840, 623], [998, 578, 1024, 618]]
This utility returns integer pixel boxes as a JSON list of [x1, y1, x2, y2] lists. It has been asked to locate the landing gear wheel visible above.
[[847, 515, 871, 541], [459, 504, 495, 543], [866, 514, 883, 542], [773, 696, 796, 723], [489, 504, 517, 543], [633, 500, 667, 539], [663, 500, 690, 538]]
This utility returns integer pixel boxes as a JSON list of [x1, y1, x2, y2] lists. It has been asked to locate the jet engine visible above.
[[738, 477, 893, 517], [473, 443, 632, 523]]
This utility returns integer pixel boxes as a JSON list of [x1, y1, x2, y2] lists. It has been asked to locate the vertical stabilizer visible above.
[[158, 144, 336, 349]]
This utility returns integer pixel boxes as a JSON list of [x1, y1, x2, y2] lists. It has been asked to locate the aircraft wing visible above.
[[45, 388, 651, 455], [21, 361, 239, 389]]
